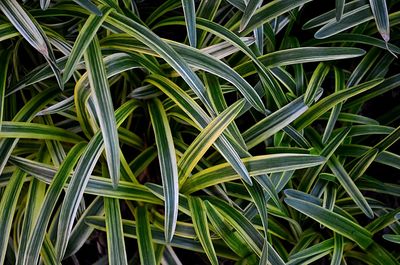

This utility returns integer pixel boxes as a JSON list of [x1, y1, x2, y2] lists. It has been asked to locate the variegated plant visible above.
[[0, 0, 399, 264]]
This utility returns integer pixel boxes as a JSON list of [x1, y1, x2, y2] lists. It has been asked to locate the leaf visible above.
[[178, 99, 245, 185], [295, 79, 384, 130], [20, 143, 86, 265], [107, 11, 215, 114], [65, 197, 104, 257], [73, 0, 102, 15], [104, 197, 128, 265], [0, 0, 63, 89], [235, 47, 365, 75], [204, 200, 263, 256], [314, 6, 373, 39], [63, 5, 112, 83], [383, 234, 400, 244], [240, 0, 263, 31], [0, 169, 26, 265], [9, 156, 161, 204], [284, 194, 373, 249], [331, 234, 344, 265], [84, 36, 120, 187], [170, 42, 266, 114], [243, 96, 308, 149], [0, 51, 11, 131], [181, 154, 325, 194], [188, 197, 218, 265], [369, 0, 390, 42], [241, 0, 313, 35], [181, 0, 197, 47], [0, 122, 85, 143], [0, 88, 59, 175], [336, 0, 345, 21], [56, 132, 104, 261], [136, 206, 157, 265], [148, 99, 179, 243], [145, 74, 252, 185], [304, 63, 330, 105]]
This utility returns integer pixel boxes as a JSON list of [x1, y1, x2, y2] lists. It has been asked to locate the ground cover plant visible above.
[[0, 0, 399, 264]]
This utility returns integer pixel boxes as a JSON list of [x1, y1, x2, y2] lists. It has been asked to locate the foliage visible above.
[[0, 0, 399, 264]]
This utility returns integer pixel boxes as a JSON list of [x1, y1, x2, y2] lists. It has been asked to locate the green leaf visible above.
[[188, 197, 218, 265], [0, 88, 59, 175], [136, 206, 157, 265], [73, 0, 102, 15], [335, 0, 345, 21], [181, 154, 325, 194], [369, 0, 390, 42], [9, 156, 161, 204], [182, 0, 197, 47], [314, 5, 373, 39], [0, 122, 85, 143], [383, 234, 400, 244], [104, 197, 128, 265], [56, 132, 104, 261], [284, 193, 373, 249], [0, 170, 26, 264], [241, 0, 313, 35], [65, 197, 104, 257], [204, 199, 263, 256], [148, 99, 179, 243], [0, 51, 11, 131], [179, 99, 245, 185], [304, 63, 330, 105], [235, 47, 365, 75], [243, 96, 308, 149], [295, 79, 384, 130], [20, 143, 86, 265], [145, 74, 252, 185], [84, 36, 120, 187], [0, 0, 62, 89], [107, 11, 215, 114], [240, 0, 263, 31], [63, 5, 112, 83], [331, 234, 343, 265]]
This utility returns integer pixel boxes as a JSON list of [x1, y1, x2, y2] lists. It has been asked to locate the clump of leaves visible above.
[[0, 0, 399, 264]]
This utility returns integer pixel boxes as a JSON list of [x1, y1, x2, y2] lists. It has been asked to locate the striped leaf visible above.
[[136, 206, 157, 265], [188, 197, 218, 265], [104, 197, 128, 265], [148, 99, 179, 242], [0, 0, 62, 89], [84, 36, 120, 187], [178, 99, 245, 185]]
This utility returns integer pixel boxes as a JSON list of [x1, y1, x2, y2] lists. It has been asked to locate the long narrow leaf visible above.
[[84, 36, 120, 187], [148, 99, 179, 242]]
